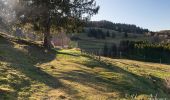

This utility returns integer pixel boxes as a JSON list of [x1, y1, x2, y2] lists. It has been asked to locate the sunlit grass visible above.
[[0, 35, 170, 99]]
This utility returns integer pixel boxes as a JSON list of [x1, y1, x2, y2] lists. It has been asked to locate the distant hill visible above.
[[158, 30, 170, 34], [85, 20, 149, 34], [74, 20, 151, 49], [146, 30, 170, 43]]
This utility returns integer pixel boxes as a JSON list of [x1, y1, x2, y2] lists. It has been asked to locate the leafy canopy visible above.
[[16, 0, 99, 32]]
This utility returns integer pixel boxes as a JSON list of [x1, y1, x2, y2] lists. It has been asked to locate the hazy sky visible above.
[[91, 0, 170, 31]]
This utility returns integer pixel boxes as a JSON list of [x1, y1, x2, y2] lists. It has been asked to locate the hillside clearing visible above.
[[76, 27, 150, 49], [0, 35, 170, 100]]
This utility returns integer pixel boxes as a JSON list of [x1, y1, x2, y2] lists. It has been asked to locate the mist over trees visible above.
[[0, 0, 17, 23], [17, 0, 99, 49], [0, 0, 99, 49], [0, 0, 18, 32]]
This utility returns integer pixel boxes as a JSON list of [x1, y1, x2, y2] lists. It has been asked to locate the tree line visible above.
[[86, 28, 116, 39], [85, 20, 149, 34], [101, 40, 170, 63]]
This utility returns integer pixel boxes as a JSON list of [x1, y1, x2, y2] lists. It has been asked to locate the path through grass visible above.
[[0, 35, 170, 99]]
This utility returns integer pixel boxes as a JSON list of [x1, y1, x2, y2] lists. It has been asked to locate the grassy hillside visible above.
[[0, 34, 170, 100], [77, 27, 150, 49]]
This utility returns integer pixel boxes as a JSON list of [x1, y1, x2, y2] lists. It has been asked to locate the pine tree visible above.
[[16, 0, 99, 49], [106, 31, 110, 37], [103, 43, 108, 57], [124, 32, 128, 38]]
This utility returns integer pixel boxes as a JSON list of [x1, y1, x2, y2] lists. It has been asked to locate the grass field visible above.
[[0, 35, 170, 100], [77, 28, 151, 49]]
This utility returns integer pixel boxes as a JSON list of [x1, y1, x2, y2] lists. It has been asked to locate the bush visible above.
[[68, 41, 78, 49]]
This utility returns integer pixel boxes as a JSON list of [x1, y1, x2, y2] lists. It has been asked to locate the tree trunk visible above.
[[43, 17, 53, 49], [43, 29, 52, 49], [43, 27, 53, 49]]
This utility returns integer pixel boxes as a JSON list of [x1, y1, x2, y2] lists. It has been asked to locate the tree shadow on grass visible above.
[[0, 35, 169, 99], [0, 36, 62, 99], [0, 89, 16, 100], [62, 56, 170, 98]]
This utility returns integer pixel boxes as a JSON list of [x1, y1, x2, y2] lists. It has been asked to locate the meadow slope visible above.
[[0, 35, 170, 100]]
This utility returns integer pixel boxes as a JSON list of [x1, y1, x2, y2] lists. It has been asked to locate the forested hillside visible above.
[[85, 20, 149, 34], [75, 21, 151, 58]]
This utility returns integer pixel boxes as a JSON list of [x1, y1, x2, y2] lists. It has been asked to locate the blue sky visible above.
[[91, 0, 170, 31]]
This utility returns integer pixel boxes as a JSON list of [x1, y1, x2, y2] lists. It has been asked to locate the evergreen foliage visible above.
[[86, 20, 149, 34]]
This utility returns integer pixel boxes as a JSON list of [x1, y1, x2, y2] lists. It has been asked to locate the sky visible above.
[[91, 0, 170, 31]]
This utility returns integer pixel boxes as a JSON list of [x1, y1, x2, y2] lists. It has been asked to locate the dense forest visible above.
[[86, 28, 116, 39], [101, 40, 170, 63], [85, 20, 149, 34]]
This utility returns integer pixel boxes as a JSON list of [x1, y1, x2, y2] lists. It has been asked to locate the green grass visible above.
[[77, 27, 151, 49], [0, 35, 170, 100]]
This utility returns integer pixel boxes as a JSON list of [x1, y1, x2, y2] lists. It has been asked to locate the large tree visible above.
[[15, 0, 99, 49]]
